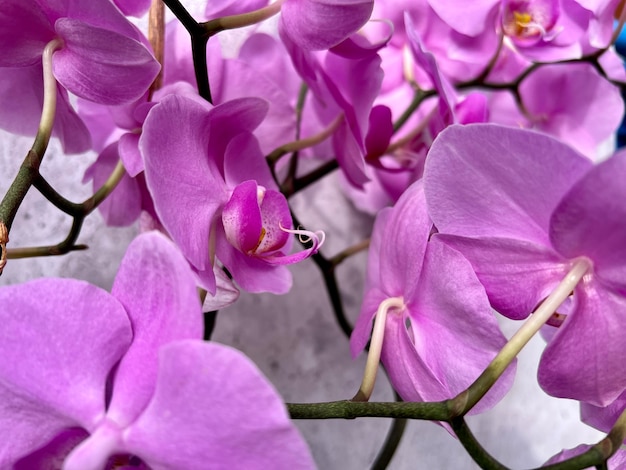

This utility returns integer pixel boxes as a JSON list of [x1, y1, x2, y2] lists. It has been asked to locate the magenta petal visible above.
[[538, 279, 626, 406], [118, 132, 143, 177], [53, 19, 159, 105], [206, 98, 269, 172], [0, 279, 131, 465], [202, 266, 241, 311], [0, 0, 53, 67], [14, 428, 89, 470], [216, 226, 293, 294], [550, 151, 626, 289], [142, 94, 225, 280], [435, 234, 569, 320], [280, 0, 374, 51], [124, 341, 315, 469], [581, 389, 626, 434], [388, 239, 514, 410], [107, 232, 203, 427], [223, 132, 277, 190], [0, 65, 91, 154], [85, 143, 142, 227], [520, 63, 623, 156], [377, 181, 431, 300], [365, 105, 393, 159], [222, 180, 265, 254], [113, 0, 152, 17], [350, 287, 388, 357], [424, 124, 593, 245], [427, 0, 499, 36]]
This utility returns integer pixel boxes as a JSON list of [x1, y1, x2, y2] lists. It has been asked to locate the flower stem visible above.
[[34, 39, 62, 157], [201, 0, 284, 34], [148, 0, 165, 95], [452, 257, 593, 415], [268, 113, 344, 165], [0, 39, 62, 273], [353, 297, 404, 402]]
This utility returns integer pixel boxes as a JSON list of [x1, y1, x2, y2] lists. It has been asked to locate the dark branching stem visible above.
[[451, 418, 510, 470], [0, 150, 43, 234], [6, 162, 125, 260], [282, 159, 339, 197], [311, 249, 353, 338], [161, 0, 213, 102]]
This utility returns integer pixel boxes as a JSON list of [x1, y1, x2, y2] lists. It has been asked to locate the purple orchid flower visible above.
[[350, 181, 514, 410], [281, 31, 386, 188], [518, 62, 623, 157], [1, 231, 314, 469], [424, 123, 626, 407], [141, 94, 324, 295], [0, 0, 159, 152]]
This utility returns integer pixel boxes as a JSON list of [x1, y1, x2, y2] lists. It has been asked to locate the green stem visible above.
[[201, 0, 284, 35], [452, 258, 592, 415], [0, 40, 62, 274], [287, 400, 450, 421]]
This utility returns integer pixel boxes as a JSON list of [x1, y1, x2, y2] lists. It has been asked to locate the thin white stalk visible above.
[[353, 296, 405, 402], [38, 39, 62, 145], [459, 257, 593, 413]]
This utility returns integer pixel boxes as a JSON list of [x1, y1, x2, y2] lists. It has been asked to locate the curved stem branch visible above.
[[201, 0, 284, 34], [451, 258, 592, 415]]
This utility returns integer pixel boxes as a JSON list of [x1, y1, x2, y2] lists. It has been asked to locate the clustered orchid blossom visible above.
[[0, 232, 313, 469], [2, 0, 626, 467]]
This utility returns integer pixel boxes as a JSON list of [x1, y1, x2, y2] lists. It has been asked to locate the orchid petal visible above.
[[350, 287, 388, 358], [107, 232, 203, 427], [84, 143, 142, 227], [0, 0, 53, 67], [206, 98, 269, 174], [141, 94, 225, 282], [424, 124, 593, 245], [0, 279, 131, 466], [435, 234, 569, 320], [581, 389, 626, 434], [222, 180, 265, 254], [378, 181, 431, 301], [365, 105, 393, 159], [280, 0, 374, 51], [124, 341, 315, 469], [53, 19, 159, 105], [426, 0, 499, 36], [223, 133, 277, 190], [202, 266, 241, 311], [538, 279, 626, 406], [520, 63, 623, 157], [215, 226, 293, 294], [118, 132, 143, 177], [113, 0, 152, 17], [0, 65, 91, 154], [14, 428, 89, 470], [550, 151, 626, 290], [389, 238, 514, 411]]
